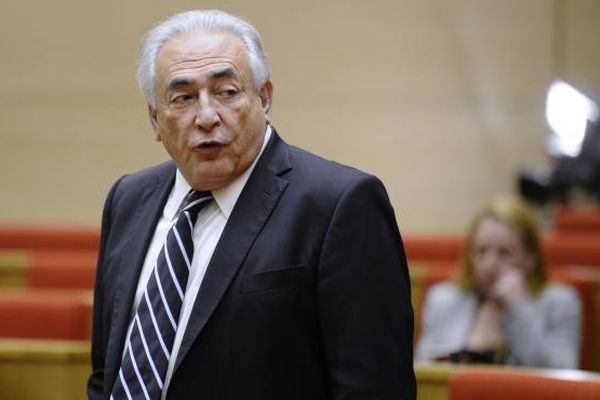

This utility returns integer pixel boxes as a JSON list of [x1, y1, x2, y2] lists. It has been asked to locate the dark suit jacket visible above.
[[87, 130, 416, 399]]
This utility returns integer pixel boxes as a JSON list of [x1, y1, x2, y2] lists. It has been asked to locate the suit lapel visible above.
[[104, 164, 176, 393], [174, 131, 291, 373]]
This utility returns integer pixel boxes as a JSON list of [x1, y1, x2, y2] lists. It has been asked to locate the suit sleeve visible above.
[[87, 176, 125, 400], [317, 175, 416, 400]]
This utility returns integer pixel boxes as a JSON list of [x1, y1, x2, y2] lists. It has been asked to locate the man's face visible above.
[[150, 29, 272, 190]]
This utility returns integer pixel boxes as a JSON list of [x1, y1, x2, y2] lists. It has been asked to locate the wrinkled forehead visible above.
[[158, 29, 247, 66], [155, 29, 252, 87]]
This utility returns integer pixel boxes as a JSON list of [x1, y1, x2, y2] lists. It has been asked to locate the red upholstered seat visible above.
[[403, 235, 464, 263], [403, 233, 600, 268], [26, 250, 98, 289], [550, 267, 600, 371], [0, 224, 100, 251], [555, 208, 600, 234], [0, 289, 92, 340], [448, 368, 600, 400], [544, 234, 600, 267]]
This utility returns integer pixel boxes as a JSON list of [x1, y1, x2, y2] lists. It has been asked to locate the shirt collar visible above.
[[166, 125, 272, 220]]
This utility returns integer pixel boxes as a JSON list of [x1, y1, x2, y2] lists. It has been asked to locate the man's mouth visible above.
[[192, 140, 226, 157], [198, 142, 221, 149]]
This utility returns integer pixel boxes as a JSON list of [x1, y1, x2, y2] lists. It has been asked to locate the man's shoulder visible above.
[[286, 144, 373, 187], [106, 161, 175, 209], [266, 138, 390, 209], [116, 160, 175, 191]]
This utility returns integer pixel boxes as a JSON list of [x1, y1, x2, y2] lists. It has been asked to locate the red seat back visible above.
[[449, 368, 600, 400]]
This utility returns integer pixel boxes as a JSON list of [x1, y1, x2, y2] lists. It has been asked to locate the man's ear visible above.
[[259, 80, 273, 121], [148, 105, 162, 142]]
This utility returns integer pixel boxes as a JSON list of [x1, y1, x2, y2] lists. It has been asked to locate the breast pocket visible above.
[[241, 264, 303, 295]]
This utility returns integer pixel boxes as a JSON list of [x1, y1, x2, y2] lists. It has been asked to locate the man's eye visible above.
[[172, 94, 194, 104], [219, 89, 238, 97]]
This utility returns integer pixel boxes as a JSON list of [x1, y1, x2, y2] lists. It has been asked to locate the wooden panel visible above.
[[416, 362, 457, 400], [0, 339, 90, 400]]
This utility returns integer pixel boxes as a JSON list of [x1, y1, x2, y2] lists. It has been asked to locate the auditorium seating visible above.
[[544, 234, 600, 267], [404, 235, 464, 263], [0, 249, 97, 290], [0, 288, 92, 340], [404, 233, 600, 268], [0, 222, 598, 397], [0, 224, 100, 251], [0, 224, 99, 290], [554, 208, 600, 234], [0, 225, 98, 341], [0, 225, 97, 398], [26, 249, 97, 289]]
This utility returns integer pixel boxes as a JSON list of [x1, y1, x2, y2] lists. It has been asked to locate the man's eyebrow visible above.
[[166, 78, 192, 92], [166, 68, 237, 92], [210, 68, 236, 80]]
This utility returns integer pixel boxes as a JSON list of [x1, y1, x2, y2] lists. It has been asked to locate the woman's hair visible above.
[[137, 10, 271, 107], [455, 197, 548, 295]]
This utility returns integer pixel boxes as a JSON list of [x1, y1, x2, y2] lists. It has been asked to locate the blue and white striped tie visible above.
[[111, 190, 213, 400]]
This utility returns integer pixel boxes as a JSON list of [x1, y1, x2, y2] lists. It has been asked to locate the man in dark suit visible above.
[[88, 9, 415, 400]]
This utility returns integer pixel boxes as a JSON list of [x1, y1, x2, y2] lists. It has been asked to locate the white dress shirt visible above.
[[123, 126, 271, 398]]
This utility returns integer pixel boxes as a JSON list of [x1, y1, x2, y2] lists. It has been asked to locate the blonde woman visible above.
[[416, 198, 581, 368]]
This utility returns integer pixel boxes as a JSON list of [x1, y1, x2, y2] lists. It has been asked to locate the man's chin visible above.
[[185, 168, 236, 191]]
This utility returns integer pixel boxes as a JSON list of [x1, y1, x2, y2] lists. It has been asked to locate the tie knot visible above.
[[181, 190, 213, 215]]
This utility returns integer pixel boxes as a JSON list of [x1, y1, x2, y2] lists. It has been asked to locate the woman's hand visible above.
[[491, 264, 529, 307]]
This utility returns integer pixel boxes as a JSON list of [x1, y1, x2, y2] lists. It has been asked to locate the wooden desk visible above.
[[0, 339, 90, 400]]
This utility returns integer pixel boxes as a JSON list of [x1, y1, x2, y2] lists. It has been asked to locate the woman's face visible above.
[[470, 217, 534, 297]]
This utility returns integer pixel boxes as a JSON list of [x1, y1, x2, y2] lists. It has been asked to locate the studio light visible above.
[[545, 80, 599, 157], [518, 80, 600, 204]]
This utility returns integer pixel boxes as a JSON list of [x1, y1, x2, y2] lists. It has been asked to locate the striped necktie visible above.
[[111, 190, 213, 400]]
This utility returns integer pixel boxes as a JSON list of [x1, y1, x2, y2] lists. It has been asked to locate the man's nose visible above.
[[194, 94, 221, 131]]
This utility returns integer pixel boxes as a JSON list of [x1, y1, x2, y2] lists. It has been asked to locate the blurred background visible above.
[[2, 2, 600, 399], [2, 0, 599, 233]]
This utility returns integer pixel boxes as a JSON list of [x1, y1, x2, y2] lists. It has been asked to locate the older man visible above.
[[88, 9, 415, 400]]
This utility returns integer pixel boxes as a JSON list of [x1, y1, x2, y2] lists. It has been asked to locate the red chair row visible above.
[[554, 208, 600, 234], [0, 225, 99, 341], [404, 233, 600, 267], [26, 249, 97, 290], [0, 288, 92, 340], [0, 224, 100, 251]]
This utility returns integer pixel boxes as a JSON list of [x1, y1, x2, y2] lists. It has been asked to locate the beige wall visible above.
[[1, 0, 599, 233]]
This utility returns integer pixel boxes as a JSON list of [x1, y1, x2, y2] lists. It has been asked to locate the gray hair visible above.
[[137, 10, 271, 106]]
